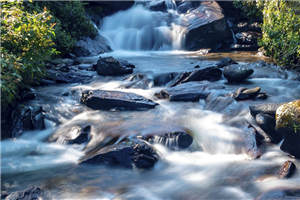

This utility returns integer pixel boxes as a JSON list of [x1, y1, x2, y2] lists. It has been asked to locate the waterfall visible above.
[[101, 4, 186, 51]]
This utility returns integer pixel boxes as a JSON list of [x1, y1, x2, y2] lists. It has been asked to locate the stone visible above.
[[80, 140, 159, 169], [143, 131, 193, 150], [94, 57, 135, 76], [46, 69, 92, 84], [5, 186, 48, 200], [223, 64, 254, 83], [278, 160, 296, 179], [183, 1, 233, 50], [155, 82, 211, 102], [181, 67, 222, 83], [81, 90, 158, 111], [216, 57, 238, 68], [122, 73, 152, 89], [153, 72, 179, 86], [249, 103, 282, 118], [233, 87, 267, 101]]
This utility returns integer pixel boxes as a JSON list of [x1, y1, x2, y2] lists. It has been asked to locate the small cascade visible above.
[[101, 3, 186, 51]]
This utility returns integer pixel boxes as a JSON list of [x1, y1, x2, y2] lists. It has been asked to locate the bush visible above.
[[1, 2, 57, 106], [233, 0, 263, 22], [259, 1, 300, 67]]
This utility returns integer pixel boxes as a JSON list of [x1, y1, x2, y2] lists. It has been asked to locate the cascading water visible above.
[[101, 4, 186, 51]]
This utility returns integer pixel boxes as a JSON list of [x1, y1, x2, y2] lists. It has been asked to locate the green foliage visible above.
[[1, 1, 57, 106], [233, 0, 263, 21], [24, 1, 97, 55], [259, 0, 300, 67]]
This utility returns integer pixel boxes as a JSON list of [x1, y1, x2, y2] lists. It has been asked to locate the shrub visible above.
[[259, 0, 300, 67], [1, 1, 57, 106]]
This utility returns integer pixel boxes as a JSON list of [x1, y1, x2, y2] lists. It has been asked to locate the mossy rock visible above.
[[276, 100, 300, 133]]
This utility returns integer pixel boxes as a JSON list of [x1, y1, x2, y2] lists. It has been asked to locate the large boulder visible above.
[[74, 35, 112, 57], [223, 64, 254, 83], [94, 57, 135, 76], [180, 67, 222, 83], [81, 90, 158, 111], [153, 72, 179, 86], [249, 103, 282, 118], [276, 100, 300, 158], [182, 1, 233, 50], [80, 140, 159, 169]]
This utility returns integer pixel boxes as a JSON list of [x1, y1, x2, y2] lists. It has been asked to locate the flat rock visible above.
[[223, 64, 254, 83], [233, 87, 267, 101], [181, 67, 222, 83], [155, 81, 213, 102], [81, 90, 158, 111]]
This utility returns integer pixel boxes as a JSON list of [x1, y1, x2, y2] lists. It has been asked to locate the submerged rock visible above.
[[216, 57, 238, 68], [143, 131, 193, 150], [278, 160, 296, 179], [81, 90, 158, 111], [80, 140, 159, 169], [122, 73, 152, 89], [94, 57, 135, 76], [223, 65, 254, 83], [5, 186, 48, 200], [51, 125, 92, 145]]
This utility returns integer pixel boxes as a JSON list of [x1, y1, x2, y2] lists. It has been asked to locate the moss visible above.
[[276, 100, 300, 133]]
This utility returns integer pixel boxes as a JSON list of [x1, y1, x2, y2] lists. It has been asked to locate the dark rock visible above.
[[86, 1, 134, 17], [235, 31, 260, 45], [181, 67, 222, 83], [74, 35, 112, 57], [205, 93, 234, 113], [5, 186, 48, 200], [81, 90, 158, 111], [155, 82, 212, 102], [80, 140, 159, 169], [280, 132, 300, 158], [249, 103, 282, 118], [20, 88, 36, 101], [122, 74, 152, 89], [233, 87, 267, 101], [148, 0, 167, 11], [223, 65, 254, 83], [278, 160, 296, 179], [216, 57, 238, 68], [144, 131, 193, 150], [153, 72, 179, 86], [255, 113, 282, 143], [12, 106, 45, 137], [54, 125, 92, 145], [183, 1, 233, 50], [46, 69, 92, 84], [94, 57, 135, 76]]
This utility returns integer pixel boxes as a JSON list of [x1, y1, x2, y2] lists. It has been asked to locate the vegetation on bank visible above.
[[234, 0, 300, 68], [1, 1, 97, 109]]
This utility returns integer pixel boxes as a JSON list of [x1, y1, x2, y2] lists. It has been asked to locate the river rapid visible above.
[[2, 50, 300, 200]]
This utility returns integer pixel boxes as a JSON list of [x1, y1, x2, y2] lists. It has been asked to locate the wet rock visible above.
[[50, 58, 74, 66], [233, 87, 267, 101], [20, 88, 36, 101], [205, 93, 234, 113], [148, 0, 167, 11], [153, 72, 179, 86], [249, 103, 282, 118], [276, 100, 300, 158], [143, 131, 193, 150], [155, 82, 211, 102], [80, 140, 159, 169], [94, 57, 135, 76], [81, 90, 158, 111], [223, 65, 254, 83], [256, 188, 300, 200], [53, 125, 92, 145], [183, 1, 232, 50], [5, 186, 48, 200], [46, 69, 92, 84], [181, 67, 222, 83], [122, 74, 152, 89], [216, 57, 237, 68], [11, 106, 45, 137], [278, 160, 296, 179], [255, 113, 282, 143]]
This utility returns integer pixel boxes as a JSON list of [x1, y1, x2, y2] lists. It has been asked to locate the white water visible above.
[[101, 5, 186, 50]]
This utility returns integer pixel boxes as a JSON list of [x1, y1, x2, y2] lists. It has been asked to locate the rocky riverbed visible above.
[[1, 50, 300, 200]]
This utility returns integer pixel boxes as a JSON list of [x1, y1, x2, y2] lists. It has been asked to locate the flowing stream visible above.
[[2, 3, 300, 200]]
